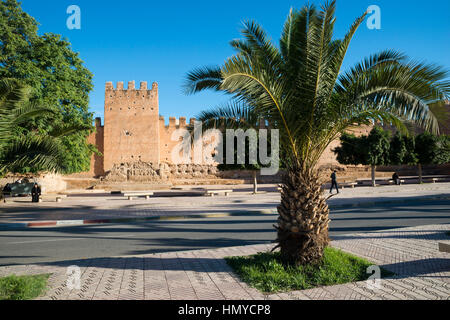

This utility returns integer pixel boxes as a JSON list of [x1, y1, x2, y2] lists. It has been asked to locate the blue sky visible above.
[[20, 0, 450, 123]]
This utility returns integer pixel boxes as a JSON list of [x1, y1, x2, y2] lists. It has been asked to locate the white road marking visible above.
[[8, 238, 83, 245], [7, 234, 135, 245]]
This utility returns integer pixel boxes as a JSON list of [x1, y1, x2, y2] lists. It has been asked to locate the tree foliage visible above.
[[0, 0, 94, 174], [335, 128, 449, 168], [435, 135, 450, 164], [415, 132, 440, 165], [333, 132, 364, 165], [389, 133, 417, 165], [334, 127, 390, 167], [363, 127, 391, 166]]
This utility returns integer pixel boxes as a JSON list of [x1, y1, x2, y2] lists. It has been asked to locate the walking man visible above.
[[330, 170, 339, 194]]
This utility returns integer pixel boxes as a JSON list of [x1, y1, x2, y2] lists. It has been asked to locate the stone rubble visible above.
[[102, 161, 218, 182]]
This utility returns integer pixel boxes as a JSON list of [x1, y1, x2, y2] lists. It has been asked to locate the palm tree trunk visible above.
[[252, 171, 258, 194], [418, 163, 423, 184], [371, 165, 376, 187], [275, 168, 330, 266]]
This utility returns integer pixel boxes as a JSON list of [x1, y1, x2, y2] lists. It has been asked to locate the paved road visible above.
[[0, 199, 449, 266]]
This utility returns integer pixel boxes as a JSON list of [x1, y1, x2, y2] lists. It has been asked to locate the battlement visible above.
[[105, 81, 158, 92], [159, 116, 196, 129], [94, 117, 103, 127], [157, 116, 270, 130], [105, 80, 159, 107]]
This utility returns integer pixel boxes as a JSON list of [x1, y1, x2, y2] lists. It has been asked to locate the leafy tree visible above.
[[389, 132, 418, 166], [0, 0, 94, 173], [389, 133, 407, 165], [363, 127, 391, 186], [334, 127, 390, 186], [408, 133, 450, 183], [341, 130, 448, 184], [403, 135, 419, 165], [435, 135, 450, 165], [333, 132, 365, 164], [185, 1, 448, 265], [415, 132, 440, 183]]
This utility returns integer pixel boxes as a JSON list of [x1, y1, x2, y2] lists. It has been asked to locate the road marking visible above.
[[56, 220, 84, 226], [8, 238, 84, 245], [99, 234, 136, 239], [7, 234, 136, 245]]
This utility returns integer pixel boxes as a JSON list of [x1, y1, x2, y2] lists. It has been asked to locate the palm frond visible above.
[[240, 20, 282, 70], [0, 135, 66, 173], [12, 102, 56, 125], [196, 101, 261, 132], [0, 78, 76, 175], [183, 66, 223, 95], [0, 78, 32, 110], [48, 123, 92, 137], [338, 54, 449, 134]]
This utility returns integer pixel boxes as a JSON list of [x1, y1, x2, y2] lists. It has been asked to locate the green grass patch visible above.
[[0, 274, 50, 300], [225, 247, 394, 293]]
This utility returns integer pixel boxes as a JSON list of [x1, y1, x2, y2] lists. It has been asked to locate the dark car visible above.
[[8, 182, 35, 197]]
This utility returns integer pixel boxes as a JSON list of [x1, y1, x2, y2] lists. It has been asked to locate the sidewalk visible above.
[[0, 183, 449, 228], [0, 224, 448, 300]]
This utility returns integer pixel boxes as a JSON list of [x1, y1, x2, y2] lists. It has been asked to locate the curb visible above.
[[0, 195, 448, 229]]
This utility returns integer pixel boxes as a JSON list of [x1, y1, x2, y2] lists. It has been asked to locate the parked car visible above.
[[8, 182, 35, 197]]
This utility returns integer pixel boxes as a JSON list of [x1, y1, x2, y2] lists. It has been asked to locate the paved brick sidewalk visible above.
[[0, 224, 448, 300]]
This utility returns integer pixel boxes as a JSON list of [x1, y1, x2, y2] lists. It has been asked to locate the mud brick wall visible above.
[[103, 81, 160, 171]]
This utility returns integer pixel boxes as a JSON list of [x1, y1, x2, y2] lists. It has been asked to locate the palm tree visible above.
[[184, 1, 449, 266], [0, 78, 72, 175]]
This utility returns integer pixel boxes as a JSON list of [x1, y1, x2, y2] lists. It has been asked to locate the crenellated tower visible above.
[[103, 81, 160, 171]]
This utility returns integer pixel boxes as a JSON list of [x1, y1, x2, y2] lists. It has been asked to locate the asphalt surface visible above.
[[0, 198, 449, 266]]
